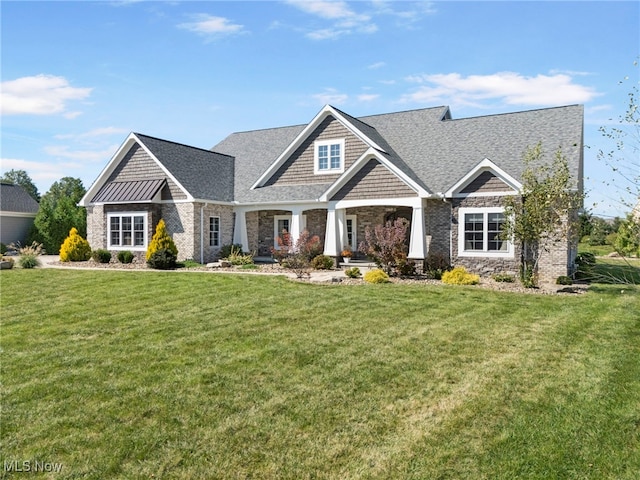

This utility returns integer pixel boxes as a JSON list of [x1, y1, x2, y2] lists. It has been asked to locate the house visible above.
[[80, 104, 584, 281], [0, 182, 39, 247]]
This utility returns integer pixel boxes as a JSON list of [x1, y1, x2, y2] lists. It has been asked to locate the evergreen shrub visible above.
[[59, 228, 91, 262], [363, 268, 390, 284], [441, 266, 480, 285], [344, 267, 361, 278], [91, 249, 112, 263], [147, 248, 177, 270], [311, 255, 334, 270], [146, 219, 178, 261], [117, 250, 134, 264]]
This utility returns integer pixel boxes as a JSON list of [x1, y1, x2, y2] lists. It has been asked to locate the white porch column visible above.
[[233, 208, 249, 252], [324, 205, 346, 257], [408, 198, 427, 259], [289, 207, 304, 251]]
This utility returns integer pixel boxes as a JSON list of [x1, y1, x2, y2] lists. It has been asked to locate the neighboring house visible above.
[[80, 104, 584, 281], [0, 182, 39, 246]]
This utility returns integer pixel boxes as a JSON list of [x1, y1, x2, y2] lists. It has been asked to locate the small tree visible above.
[[1, 169, 40, 202], [146, 219, 178, 261], [59, 227, 91, 262], [502, 143, 583, 286], [614, 214, 640, 257], [358, 217, 412, 276]]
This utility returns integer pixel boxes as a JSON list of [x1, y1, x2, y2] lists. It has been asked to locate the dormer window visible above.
[[314, 139, 345, 174]]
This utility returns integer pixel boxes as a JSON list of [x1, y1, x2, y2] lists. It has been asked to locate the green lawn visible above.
[[1, 269, 639, 479]]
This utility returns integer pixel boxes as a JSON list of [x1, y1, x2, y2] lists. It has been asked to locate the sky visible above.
[[1, 0, 638, 217]]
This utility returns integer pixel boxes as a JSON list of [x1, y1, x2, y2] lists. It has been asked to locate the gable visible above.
[[98, 143, 186, 201], [459, 171, 513, 194], [331, 159, 417, 201], [264, 115, 369, 187]]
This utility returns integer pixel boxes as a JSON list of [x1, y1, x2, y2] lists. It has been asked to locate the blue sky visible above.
[[1, 1, 638, 217]]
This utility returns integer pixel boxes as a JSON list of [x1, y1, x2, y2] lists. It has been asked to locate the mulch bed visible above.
[[49, 259, 588, 295]]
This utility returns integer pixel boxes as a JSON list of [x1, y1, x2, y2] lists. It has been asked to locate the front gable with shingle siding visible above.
[[331, 159, 417, 201], [264, 116, 369, 186]]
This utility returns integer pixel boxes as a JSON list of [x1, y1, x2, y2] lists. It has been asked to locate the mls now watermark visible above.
[[4, 460, 63, 473]]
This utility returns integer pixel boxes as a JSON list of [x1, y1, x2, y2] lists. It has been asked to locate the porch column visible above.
[[324, 205, 346, 257], [233, 208, 249, 252], [408, 199, 427, 259], [289, 207, 304, 251]]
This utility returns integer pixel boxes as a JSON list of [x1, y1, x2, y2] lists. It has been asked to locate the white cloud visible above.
[[402, 72, 600, 107], [43, 144, 120, 162], [0, 158, 66, 183], [312, 88, 348, 105], [368, 62, 386, 70], [0, 75, 92, 116], [357, 94, 379, 102], [54, 127, 128, 140], [178, 14, 245, 38], [285, 0, 377, 40]]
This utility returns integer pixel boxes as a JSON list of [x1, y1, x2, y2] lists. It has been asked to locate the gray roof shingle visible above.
[[135, 134, 235, 202], [212, 104, 583, 202], [0, 182, 39, 213]]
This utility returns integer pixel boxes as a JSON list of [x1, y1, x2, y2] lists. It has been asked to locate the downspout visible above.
[[200, 204, 205, 264]]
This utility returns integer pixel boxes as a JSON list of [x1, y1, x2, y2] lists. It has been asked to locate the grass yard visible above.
[[1, 269, 639, 479]]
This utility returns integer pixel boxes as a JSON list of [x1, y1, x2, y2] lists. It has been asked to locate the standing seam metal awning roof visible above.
[[91, 179, 166, 203]]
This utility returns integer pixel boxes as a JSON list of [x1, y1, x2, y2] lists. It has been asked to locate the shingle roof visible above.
[[0, 182, 39, 213], [135, 134, 235, 202], [92, 179, 166, 203], [212, 104, 583, 202]]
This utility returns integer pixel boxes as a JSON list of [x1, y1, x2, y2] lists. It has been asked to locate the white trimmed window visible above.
[[346, 215, 357, 250], [458, 207, 513, 257], [274, 215, 291, 250], [209, 216, 220, 247], [108, 212, 146, 250], [314, 139, 345, 174]]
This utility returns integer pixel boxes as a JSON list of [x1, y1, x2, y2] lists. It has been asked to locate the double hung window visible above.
[[108, 213, 146, 249], [209, 217, 220, 247], [458, 208, 512, 257], [314, 139, 345, 174]]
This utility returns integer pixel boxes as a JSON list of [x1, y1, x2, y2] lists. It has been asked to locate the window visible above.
[[108, 213, 146, 249], [458, 208, 512, 257], [209, 216, 220, 247], [346, 215, 357, 250], [314, 139, 345, 174], [273, 214, 307, 249]]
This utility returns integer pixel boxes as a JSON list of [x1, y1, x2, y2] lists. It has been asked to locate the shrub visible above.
[[575, 252, 596, 280], [492, 273, 515, 283], [146, 219, 178, 261], [59, 227, 91, 262], [0, 243, 6, 254], [344, 267, 361, 278], [117, 250, 134, 264], [226, 246, 254, 265], [147, 248, 177, 270], [311, 254, 334, 270], [9, 241, 44, 269], [425, 251, 451, 279], [220, 243, 244, 259], [363, 268, 390, 284], [359, 218, 410, 276], [441, 266, 480, 285], [556, 275, 573, 285], [91, 249, 112, 264], [281, 253, 312, 279]]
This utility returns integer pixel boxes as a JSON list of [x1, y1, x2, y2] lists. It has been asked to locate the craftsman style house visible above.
[[80, 104, 584, 281]]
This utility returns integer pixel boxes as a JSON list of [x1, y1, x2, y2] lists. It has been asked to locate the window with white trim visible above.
[[314, 139, 345, 174], [274, 215, 291, 250], [108, 213, 146, 249], [209, 216, 220, 247], [458, 207, 513, 257], [346, 215, 357, 250]]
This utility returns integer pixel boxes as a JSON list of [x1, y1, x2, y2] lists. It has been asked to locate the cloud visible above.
[[178, 14, 245, 38], [0, 158, 67, 184], [312, 88, 348, 105], [43, 144, 120, 162], [1, 75, 92, 116], [54, 127, 128, 140], [285, 0, 377, 39], [402, 72, 600, 107], [357, 94, 380, 102], [368, 62, 386, 70]]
